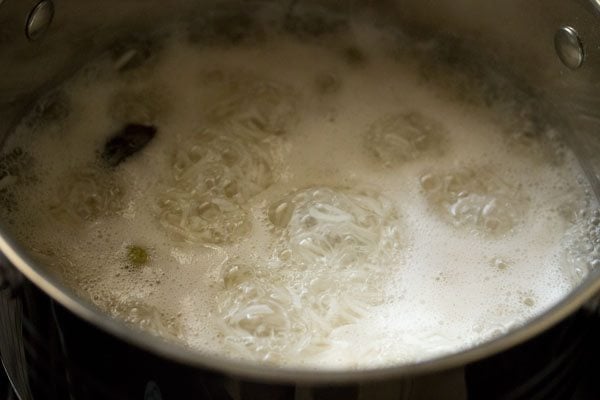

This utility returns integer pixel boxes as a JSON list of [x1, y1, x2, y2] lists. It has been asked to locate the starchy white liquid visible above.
[[0, 14, 598, 368]]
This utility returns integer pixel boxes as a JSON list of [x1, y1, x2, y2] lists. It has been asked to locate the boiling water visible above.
[[1, 13, 598, 368]]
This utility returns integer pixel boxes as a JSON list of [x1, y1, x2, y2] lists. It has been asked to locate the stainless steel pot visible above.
[[1, 1, 600, 399]]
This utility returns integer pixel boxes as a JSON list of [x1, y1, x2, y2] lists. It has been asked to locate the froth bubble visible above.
[[202, 71, 300, 138], [492, 257, 512, 271], [562, 209, 600, 281], [157, 128, 276, 244], [420, 166, 527, 236], [101, 296, 182, 340], [269, 186, 402, 269], [50, 166, 124, 222], [214, 186, 402, 362], [502, 105, 566, 166], [365, 112, 447, 167]]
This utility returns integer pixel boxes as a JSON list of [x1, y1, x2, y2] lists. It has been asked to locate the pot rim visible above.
[[1, 226, 599, 384]]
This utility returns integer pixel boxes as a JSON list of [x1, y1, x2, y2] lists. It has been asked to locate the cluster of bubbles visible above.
[[500, 100, 566, 166], [268, 187, 402, 268], [365, 112, 446, 166], [420, 167, 527, 235], [157, 128, 274, 244], [562, 209, 600, 281], [216, 187, 402, 361], [50, 166, 124, 222], [202, 70, 299, 137], [97, 295, 183, 341], [157, 73, 298, 244], [217, 262, 331, 362]]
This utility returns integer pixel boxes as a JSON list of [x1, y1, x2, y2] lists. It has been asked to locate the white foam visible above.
[[0, 16, 596, 368]]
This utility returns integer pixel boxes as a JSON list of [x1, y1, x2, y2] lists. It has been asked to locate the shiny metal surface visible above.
[[0, 0, 600, 385], [555, 26, 585, 69], [25, 1, 54, 41]]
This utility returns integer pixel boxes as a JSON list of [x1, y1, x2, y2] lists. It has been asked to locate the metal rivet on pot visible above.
[[554, 26, 584, 70], [25, 0, 54, 41]]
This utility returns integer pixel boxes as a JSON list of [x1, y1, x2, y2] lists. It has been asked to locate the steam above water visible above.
[[0, 10, 598, 368]]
